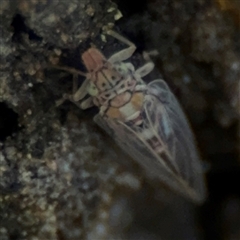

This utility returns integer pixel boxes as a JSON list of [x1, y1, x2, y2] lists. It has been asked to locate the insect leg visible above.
[[80, 97, 94, 109], [72, 78, 90, 102], [51, 65, 86, 77], [53, 65, 88, 104], [135, 62, 155, 77], [135, 50, 159, 77], [72, 74, 78, 93], [56, 74, 90, 108], [55, 93, 70, 106], [56, 92, 92, 110], [105, 30, 137, 63], [142, 50, 159, 61]]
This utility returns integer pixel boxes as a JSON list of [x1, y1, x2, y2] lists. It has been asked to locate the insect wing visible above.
[[146, 79, 207, 203], [94, 113, 184, 192], [94, 80, 206, 203]]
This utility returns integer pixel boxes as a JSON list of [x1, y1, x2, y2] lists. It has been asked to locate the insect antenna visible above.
[[49, 65, 86, 77]]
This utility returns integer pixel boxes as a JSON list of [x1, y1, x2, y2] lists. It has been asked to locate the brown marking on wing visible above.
[[131, 92, 144, 111], [105, 106, 123, 119], [110, 92, 132, 107]]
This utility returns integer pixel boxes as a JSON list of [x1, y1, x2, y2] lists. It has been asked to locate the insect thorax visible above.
[[91, 62, 147, 121]]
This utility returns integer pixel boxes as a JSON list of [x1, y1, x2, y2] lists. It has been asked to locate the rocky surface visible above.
[[0, 0, 239, 239]]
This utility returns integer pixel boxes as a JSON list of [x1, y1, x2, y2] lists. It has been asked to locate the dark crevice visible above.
[[0, 103, 20, 141], [113, 0, 148, 16], [11, 14, 42, 42], [201, 164, 240, 240]]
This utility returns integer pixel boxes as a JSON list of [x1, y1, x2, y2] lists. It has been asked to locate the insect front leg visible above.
[[72, 76, 90, 102], [80, 97, 94, 109], [54, 65, 88, 107], [55, 74, 79, 107], [56, 74, 91, 110], [72, 75, 95, 109], [105, 30, 137, 64]]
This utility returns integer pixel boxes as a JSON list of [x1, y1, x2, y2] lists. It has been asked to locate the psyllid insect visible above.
[[56, 29, 207, 204]]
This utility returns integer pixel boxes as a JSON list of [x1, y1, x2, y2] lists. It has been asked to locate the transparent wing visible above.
[[94, 80, 206, 204], [94, 114, 185, 197], [146, 79, 207, 203]]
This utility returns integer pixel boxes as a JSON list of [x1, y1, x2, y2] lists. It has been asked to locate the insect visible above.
[[56, 29, 207, 204]]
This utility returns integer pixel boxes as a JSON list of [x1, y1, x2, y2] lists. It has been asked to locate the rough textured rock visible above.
[[0, 0, 239, 239]]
